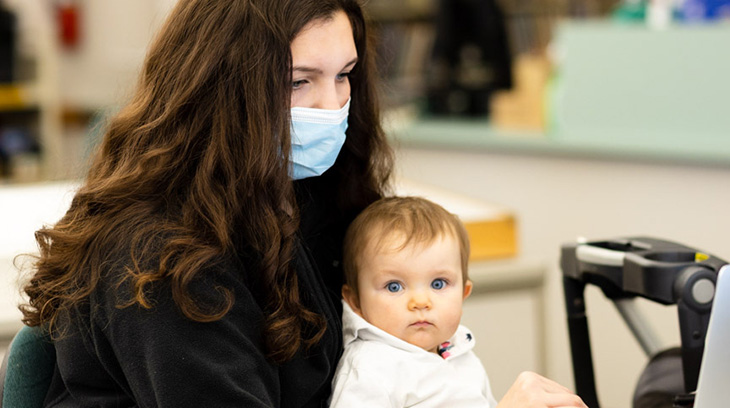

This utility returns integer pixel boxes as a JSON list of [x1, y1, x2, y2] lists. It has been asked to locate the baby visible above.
[[330, 196, 498, 407]]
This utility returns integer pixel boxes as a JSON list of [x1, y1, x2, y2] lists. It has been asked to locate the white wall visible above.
[[396, 145, 730, 408], [57, 0, 175, 110], [7, 0, 176, 110]]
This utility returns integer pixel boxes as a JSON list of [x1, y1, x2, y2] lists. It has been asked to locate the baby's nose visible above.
[[408, 292, 432, 310]]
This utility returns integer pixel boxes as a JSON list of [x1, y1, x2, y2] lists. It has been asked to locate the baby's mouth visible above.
[[409, 320, 433, 328]]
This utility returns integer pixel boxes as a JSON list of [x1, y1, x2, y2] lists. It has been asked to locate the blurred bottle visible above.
[[613, 0, 648, 22], [57, 0, 81, 49], [647, 0, 676, 29], [617, 0, 730, 25], [677, 0, 730, 22]]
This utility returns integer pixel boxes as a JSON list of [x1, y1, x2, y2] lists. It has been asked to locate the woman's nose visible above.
[[314, 89, 343, 110], [408, 292, 432, 310], [311, 80, 348, 110]]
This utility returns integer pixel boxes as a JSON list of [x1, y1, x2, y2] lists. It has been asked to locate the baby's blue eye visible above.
[[431, 279, 446, 290], [386, 282, 402, 293]]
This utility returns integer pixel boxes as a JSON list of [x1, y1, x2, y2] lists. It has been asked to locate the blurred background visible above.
[[1, 1, 730, 407]]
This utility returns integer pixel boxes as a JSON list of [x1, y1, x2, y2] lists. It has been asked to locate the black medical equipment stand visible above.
[[561, 237, 727, 408]]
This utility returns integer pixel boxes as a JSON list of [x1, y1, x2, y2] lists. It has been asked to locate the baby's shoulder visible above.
[[341, 339, 414, 370], [342, 338, 393, 360]]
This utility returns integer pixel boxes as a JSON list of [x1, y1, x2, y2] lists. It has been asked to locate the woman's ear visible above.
[[463, 279, 473, 300], [341, 285, 362, 316]]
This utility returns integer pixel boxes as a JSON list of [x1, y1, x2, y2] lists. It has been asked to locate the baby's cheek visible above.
[[443, 309, 464, 334], [362, 300, 400, 328]]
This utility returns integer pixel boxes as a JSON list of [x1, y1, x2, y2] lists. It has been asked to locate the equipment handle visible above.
[[576, 245, 625, 267]]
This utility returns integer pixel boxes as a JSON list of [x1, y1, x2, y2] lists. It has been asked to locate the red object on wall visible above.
[[58, 1, 80, 49]]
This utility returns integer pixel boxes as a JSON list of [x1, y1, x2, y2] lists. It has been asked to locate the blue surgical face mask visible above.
[[289, 98, 350, 180]]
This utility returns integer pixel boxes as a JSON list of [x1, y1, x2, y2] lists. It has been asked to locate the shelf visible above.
[[390, 117, 730, 168]]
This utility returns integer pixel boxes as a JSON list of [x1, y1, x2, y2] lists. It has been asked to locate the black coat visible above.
[[44, 180, 347, 408]]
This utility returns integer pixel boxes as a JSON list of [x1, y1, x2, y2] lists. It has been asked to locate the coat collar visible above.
[[341, 300, 475, 360]]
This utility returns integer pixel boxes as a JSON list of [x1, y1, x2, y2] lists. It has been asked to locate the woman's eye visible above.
[[386, 282, 402, 293], [336, 72, 351, 82], [292, 79, 307, 89], [431, 279, 446, 290]]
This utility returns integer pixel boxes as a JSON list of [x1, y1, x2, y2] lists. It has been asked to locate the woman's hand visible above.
[[497, 371, 588, 408]]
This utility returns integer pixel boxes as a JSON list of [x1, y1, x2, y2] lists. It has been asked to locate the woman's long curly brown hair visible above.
[[21, 0, 392, 364]]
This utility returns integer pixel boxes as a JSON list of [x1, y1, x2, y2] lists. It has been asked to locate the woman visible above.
[[23, 0, 391, 406], [21, 0, 585, 407]]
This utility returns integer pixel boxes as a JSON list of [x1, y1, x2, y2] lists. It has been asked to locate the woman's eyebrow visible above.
[[292, 57, 358, 74], [292, 65, 322, 74], [342, 57, 358, 69]]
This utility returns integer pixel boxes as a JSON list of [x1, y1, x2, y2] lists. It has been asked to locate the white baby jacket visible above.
[[329, 301, 498, 407]]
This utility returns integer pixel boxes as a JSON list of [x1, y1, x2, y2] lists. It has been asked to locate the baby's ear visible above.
[[341, 285, 362, 316], [463, 279, 473, 300]]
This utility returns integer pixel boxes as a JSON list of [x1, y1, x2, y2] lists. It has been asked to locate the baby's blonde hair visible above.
[[343, 196, 470, 297]]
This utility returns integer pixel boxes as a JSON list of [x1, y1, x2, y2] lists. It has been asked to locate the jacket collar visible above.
[[341, 300, 475, 360]]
